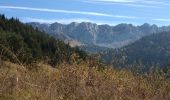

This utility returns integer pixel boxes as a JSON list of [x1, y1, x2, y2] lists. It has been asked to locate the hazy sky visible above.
[[0, 0, 170, 26]]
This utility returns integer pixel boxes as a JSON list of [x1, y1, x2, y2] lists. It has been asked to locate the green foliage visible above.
[[0, 14, 87, 66], [100, 31, 170, 72], [0, 31, 33, 64]]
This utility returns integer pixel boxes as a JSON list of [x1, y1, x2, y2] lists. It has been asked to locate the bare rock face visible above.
[[28, 22, 170, 49]]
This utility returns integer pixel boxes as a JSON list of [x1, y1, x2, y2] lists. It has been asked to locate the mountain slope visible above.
[[100, 31, 170, 71], [0, 61, 169, 99], [0, 15, 87, 66], [28, 22, 170, 50]]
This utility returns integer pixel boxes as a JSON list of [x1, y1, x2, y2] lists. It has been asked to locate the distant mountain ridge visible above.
[[28, 22, 170, 49]]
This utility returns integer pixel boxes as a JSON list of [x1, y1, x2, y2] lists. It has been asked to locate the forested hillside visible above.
[[100, 31, 170, 72], [0, 15, 87, 66], [0, 14, 170, 100]]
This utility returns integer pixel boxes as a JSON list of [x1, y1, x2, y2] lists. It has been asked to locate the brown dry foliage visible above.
[[0, 61, 169, 100]]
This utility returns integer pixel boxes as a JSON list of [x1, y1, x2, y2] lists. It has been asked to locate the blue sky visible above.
[[0, 0, 170, 26]]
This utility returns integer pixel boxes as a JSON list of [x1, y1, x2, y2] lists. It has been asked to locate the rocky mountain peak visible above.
[[28, 22, 170, 49]]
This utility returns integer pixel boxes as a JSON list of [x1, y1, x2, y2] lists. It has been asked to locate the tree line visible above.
[[0, 14, 87, 66]]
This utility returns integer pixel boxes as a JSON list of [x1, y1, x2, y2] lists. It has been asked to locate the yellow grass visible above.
[[0, 61, 169, 100]]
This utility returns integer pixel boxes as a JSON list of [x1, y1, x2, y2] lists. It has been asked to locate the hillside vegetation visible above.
[[0, 61, 170, 100], [0, 15, 87, 66], [100, 31, 170, 72], [0, 15, 170, 99]]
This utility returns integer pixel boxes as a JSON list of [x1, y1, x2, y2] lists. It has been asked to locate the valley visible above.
[[0, 14, 169, 99]]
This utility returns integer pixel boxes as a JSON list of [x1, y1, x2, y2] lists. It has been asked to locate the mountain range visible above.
[[28, 21, 170, 70], [28, 22, 170, 52]]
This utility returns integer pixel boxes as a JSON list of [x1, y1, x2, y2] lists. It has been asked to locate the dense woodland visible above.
[[0, 14, 87, 66], [100, 31, 170, 72]]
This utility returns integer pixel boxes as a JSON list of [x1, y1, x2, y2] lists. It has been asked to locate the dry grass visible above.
[[0, 61, 169, 100]]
